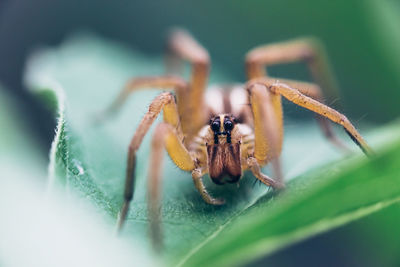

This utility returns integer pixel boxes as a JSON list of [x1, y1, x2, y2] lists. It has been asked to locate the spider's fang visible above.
[[214, 133, 219, 144], [226, 131, 231, 143]]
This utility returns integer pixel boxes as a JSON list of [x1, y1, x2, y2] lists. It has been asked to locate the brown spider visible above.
[[104, 29, 372, 249]]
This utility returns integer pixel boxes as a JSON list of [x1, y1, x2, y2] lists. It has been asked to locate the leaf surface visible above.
[[24, 34, 400, 266]]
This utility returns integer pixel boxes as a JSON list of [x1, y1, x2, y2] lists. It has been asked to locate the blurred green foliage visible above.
[[0, 86, 154, 267], [0, 84, 46, 173], [184, 138, 400, 266], [25, 34, 400, 266], [107, 0, 400, 122], [2, 0, 400, 124], [207, 0, 400, 122], [1, 0, 400, 266], [257, 199, 400, 267]]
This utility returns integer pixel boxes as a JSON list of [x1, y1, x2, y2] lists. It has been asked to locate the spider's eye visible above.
[[224, 120, 233, 131], [211, 121, 220, 132]]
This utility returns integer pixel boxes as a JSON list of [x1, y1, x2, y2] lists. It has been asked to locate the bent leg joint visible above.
[[192, 169, 225, 205]]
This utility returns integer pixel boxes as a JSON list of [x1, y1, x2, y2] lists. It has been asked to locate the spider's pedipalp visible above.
[[192, 167, 225, 205], [247, 157, 284, 189]]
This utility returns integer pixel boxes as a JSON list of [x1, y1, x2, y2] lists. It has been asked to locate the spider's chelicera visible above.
[[207, 114, 241, 185], [103, 29, 372, 250]]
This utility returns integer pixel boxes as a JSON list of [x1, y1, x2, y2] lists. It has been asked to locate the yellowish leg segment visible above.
[[245, 38, 338, 100], [267, 78, 350, 152], [247, 157, 284, 189], [247, 83, 284, 184], [117, 92, 219, 250], [148, 123, 196, 251], [249, 79, 373, 156], [245, 39, 347, 151], [247, 84, 283, 162], [192, 168, 225, 205], [118, 92, 185, 232], [102, 76, 191, 134], [168, 29, 210, 138]]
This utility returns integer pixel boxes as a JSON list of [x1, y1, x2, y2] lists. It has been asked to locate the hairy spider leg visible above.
[[167, 29, 210, 138], [117, 91, 220, 250], [118, 92, 183, 231], [245, 38, 348, 151], [246, 38, 338, 100], [247, 83, 284, 184], [246, 157, 284, 189], [101, 76, 191, 135], [117, 93, 187, 226], [192, 167, 226, 205], [148, 123, 195, 251], [248, 79, 373, 156], [268, 77, 351, 153]]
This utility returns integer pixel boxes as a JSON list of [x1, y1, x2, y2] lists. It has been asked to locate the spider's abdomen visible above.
[[207, 143, 242, 185]]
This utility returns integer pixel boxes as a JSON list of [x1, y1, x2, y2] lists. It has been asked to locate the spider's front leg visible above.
[[246, 38, 338, 100], [249, 79, 373, 156], [117, 92, 183, 232], [147, 123, 196, 250], [246, 38, 349, 152], [117, 91, 218, 250], [148, 123, 222, 250], [99, 76, 190, 133], [263, 78, 351, 152]]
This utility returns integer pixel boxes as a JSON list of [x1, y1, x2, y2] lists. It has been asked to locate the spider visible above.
[[103, 29, 372, 249]]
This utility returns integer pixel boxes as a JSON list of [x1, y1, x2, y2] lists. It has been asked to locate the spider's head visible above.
[[207, 114, 242, 185]]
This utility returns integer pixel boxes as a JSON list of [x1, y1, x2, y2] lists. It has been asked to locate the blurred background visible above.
[[1, 0, 400, 266], [1, 0, 400, 153]]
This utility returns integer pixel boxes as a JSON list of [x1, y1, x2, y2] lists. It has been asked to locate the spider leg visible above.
[[168, 29, 210, 136], [247, 157, 284, 189], [247, 83, 284, 184], [100, 76, 191, 134], [147, 123, 196, 251], [192, 168, 225, 205], [248, 79, 373, 156], [117, 92, 186, 232], [270, 78, 350, 152], [118, 91, 219, 250], [246, 38, 338, 100], [245, 39, 350, 152]]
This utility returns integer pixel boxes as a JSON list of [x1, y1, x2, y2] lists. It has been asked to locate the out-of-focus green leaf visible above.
[[25, 33, 399, 266], [247, 197, 400, 267], [182, 139, 400, 266], [0, 84, 45, 171], [0, 85, 155, 267]]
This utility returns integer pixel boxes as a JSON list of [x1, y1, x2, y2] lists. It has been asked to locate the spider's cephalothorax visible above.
[[207, 114, 241, 185], [105, 29, 373, 250]]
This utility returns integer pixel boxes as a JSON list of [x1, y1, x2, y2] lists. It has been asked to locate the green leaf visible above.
[[24, 33, 400, 266], [0, 85, 154, 267], [183, 140, 400, 266], [0, 84, 46, 171]]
